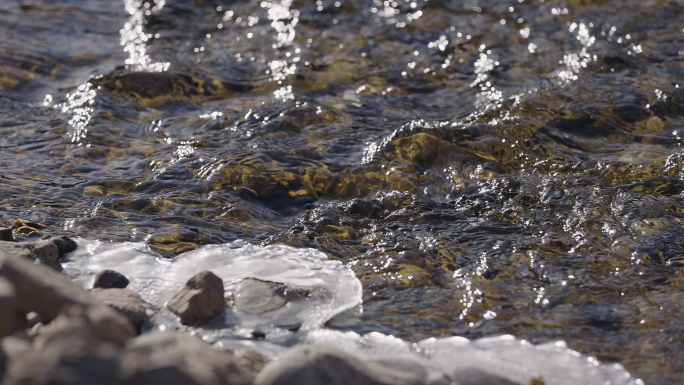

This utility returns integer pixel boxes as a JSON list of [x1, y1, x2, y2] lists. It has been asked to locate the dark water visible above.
[[1, 0, 684, 382]]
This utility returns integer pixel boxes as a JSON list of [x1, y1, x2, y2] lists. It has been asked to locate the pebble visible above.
[[93, 269, 130, 289], [167, 271, 225, 324]]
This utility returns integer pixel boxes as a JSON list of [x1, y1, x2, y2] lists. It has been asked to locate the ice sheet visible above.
[[63, 239, 642, 385], [63, 239, 363, 329]]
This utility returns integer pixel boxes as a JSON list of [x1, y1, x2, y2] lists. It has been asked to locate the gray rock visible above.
[[452, 368, 520, 385], [3, 309, 128, 385], [233, 278, 287, 315], [43, 235, 78, 258], [233, 278, 322, 317], [255, 344, 427, 385], [0, 227, 14, 242], [93, 269, 130, 289], [0, 249, 97, 322], [0, 277, 15, 338], [31, 240, 62, 270], [91, 288, 151, 328], [167, 271, 225, 324], [121, 332, 261, 385], [0, 240, 61, 271]]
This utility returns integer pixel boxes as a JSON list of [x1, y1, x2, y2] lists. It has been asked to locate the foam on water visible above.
[[63, 239, 642, 385]]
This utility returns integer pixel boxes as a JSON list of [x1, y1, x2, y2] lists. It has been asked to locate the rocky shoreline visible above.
[[0, 222, 534, 385]]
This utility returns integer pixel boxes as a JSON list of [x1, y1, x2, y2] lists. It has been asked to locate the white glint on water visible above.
[[121, 0, 170, 72], [63, 239, 362, 330]]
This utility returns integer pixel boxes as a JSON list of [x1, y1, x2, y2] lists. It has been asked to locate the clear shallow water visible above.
[[1, 0, 684, 383]]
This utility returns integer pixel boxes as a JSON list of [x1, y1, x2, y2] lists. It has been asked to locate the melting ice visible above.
[[63, 239, 362, 330], [63, 240, 641, 385]]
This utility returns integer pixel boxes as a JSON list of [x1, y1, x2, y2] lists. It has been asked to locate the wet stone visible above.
[[14, 226, 42, 237], [347, 198, 382, 218], [0, 228, 14, 242], [42, 235, 78, 258], [167, 271, 225, 324], [233, 278, 322, 316], [93, 269, 130, 289], [13, 219, 47, 230], [233, 278, 288, 315]]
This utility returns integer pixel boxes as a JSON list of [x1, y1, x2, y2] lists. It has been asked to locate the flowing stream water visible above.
[[1, 0, 684, 383]]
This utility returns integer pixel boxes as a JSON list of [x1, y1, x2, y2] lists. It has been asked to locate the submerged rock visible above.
[[233, 278, 288, 315], [167, 271, 225, 324], [0, 240, 61, 271], [0, 277, 15, 338], [121, 332, 263, 385], [255, 344, 426, 385], [91, 288, 152, 328], [13, 219, 47, 230], [93, 270, 130, 289], [233, 278, 322, 317]]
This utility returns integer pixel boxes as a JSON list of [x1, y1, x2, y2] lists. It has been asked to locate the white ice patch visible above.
[[222, 330, 641, 385], [63, 239, 641, 385], [63, 239, 363, 330]]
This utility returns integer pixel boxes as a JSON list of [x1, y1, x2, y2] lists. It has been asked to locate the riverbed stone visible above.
[[93, 269, 130, 289], [255, 344, 427, 385], [0, 240, 61, 271], [0, 277, 15, 338], [13, 219, 47, 230], [0, 250, 96, 322], [43, 235, 78, 258], [233, 278, 320, 317], [91, 288, 151, 328], [121, 332, 261, 385], [167, 271, 225, 324], [0, 227, 14, 242]]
